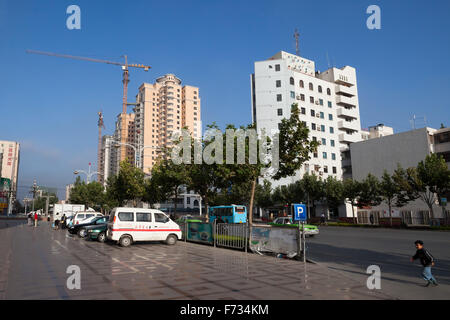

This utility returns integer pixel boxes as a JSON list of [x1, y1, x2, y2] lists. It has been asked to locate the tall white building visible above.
[[251, 51, 363, 190]]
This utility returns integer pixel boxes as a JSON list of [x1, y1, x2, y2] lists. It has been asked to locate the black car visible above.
[[68, 216, 109, 238]]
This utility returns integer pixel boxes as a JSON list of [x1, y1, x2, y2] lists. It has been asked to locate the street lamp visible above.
[[74, 162, 99, 183]]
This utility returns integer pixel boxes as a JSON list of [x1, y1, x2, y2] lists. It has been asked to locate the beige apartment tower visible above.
[[134, 74, 201, 174]]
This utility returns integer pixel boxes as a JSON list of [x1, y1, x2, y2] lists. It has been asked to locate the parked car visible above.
[[68, 216, 109, 238], [176, 215, 202, 224], [107, 207, 182, 247], [85, 223, 108, 242], [269, 217, 319, 236], [73, 212, 103, 225]]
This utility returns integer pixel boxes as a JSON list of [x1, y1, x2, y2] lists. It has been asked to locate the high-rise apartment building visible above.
[[0, 140, 20, 214], [98, 135, 117, 186], [134, 74, 201, 174], [251, 51, 363, 189]]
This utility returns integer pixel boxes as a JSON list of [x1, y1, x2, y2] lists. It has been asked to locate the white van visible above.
[[107, 207, 182, 247], [73, 212, 103, 225]]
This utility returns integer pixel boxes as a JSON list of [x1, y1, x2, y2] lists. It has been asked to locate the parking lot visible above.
[[0, 219, 391, 300]]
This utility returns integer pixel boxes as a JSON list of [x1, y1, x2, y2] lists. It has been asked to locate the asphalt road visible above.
[[306, 226, 450, 299]]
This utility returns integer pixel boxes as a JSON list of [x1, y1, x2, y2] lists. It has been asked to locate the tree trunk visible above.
[[204, 194, 209, 221], [389, 201, 392, 227], [248, 179, 257, 247]]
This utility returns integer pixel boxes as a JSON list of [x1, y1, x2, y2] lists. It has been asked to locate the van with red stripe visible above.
[[106, 207, 182, 247]]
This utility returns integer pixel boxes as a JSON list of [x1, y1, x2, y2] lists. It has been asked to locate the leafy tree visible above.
[[358, 173, 382, 209], [342, 178, 361, 224], [255, 180, 274, 209], [407, 154, 450, 219], [112, 160, 145, 206], [300, 173, 325, 218], [151, 159, 188, 214], [323, 176, 344, 217]]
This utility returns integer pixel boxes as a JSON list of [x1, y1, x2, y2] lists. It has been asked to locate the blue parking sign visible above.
[[293, 204, 307, 221]]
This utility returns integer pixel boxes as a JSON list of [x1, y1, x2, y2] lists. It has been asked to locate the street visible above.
[[307, 226, 450, 299], [0, 219, 390, 300]]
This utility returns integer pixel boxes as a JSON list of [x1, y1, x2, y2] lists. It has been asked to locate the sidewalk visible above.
[[0, 220, 393, 300]]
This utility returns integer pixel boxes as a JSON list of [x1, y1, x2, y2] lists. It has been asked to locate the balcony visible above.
[[335, 85, 356, 97], [336, 95, 357, 107], [339, 133, 361, 144], [337, 107, 358, 120], [338, 120, 359, 131]]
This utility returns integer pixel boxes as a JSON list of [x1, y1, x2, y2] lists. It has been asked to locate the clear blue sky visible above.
[[1, 0, 450, 201]]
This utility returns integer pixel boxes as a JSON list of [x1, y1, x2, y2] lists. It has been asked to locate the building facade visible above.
[[134, 74, 201, 174], [0, 140, 20, 214], [349, 127, 450, 222], [251, 51, 363, 199]]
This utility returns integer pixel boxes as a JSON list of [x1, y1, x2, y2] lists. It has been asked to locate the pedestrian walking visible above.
[[34, 212, 38, 227], [410, 240, 438, 287], [27, 213, 33, 226], [54, 218, 60, 230], [61, 214, 66, 229], [320, 213, 326, 225]]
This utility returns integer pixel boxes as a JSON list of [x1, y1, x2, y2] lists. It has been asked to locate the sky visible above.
[[1, 0, 450, 201]]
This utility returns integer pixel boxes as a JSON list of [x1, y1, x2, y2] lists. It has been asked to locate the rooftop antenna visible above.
[[326, 51, 331, 69], [294, 29, 300, 56], [410, 114, 427, 129]]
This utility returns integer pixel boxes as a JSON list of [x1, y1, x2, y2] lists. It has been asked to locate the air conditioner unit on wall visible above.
[[315, 101, 319, 105]]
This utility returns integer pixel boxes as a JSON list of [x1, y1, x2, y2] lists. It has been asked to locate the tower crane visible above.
[[26, 49, 151, 170]]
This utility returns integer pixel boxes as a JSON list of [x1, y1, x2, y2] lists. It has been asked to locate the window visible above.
[[154, 213, 169, 223], [313, 152, 318, 158], [277, 94, 282, 102], [118, 212, 134, 222], [321, 124, 325, 132], [321, 138, 326, 145], [290, 77, 294, 85], [330, 127, 334, 134], [324, 166, 328, 173], [332, 166, 337, 174], [332, 153, 336, 160], [318, 85, 322, 93], [276, 80, 281, 87], [309, 83, 313, 91], [311, 123, 316, 130], [310, 96, 314, 103], [312, 136, 317, 142], [320, 112, 324, 119], [277, 108, 283, 116], [299, 80, 304, 88], [331, 139, 335, 147], [327, 88, 331, 95], [275, 64, 280, 71], [329, 114, 333, 121], [328, 101, 332, 108], [323, 152, 327, 159], [319, 99, 323, 106], [290, 91, 295, 98], [311, 110, 315, 117], [136, 212, 152, 222], [300, 94, 305, 101], [301, 107, 306, 115]]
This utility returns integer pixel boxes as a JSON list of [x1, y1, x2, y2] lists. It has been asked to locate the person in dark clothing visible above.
[[410, 240, 438, 287], [61, 214, 66, 229]]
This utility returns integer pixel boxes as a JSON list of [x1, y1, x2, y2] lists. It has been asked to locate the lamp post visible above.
[[74, 162, 100, 183]]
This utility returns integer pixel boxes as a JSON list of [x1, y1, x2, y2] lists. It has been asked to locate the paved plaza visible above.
[[0, 219, 391, 300]]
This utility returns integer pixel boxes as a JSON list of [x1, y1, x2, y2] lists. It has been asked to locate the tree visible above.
[[69, 176, 107, 211], [323, 176, 344, 217], [151, 159, 188, 214], [407, 154, 450, 219], [358, 173, 382, 209], [300, 173, 325, 218], [112, 161, 145, 206], [255, 180, 274, 210], [342, 178, 361, 224]]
